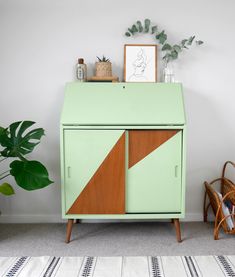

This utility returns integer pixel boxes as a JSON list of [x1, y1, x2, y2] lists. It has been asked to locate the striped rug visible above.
[[0, 256, 235, 277]]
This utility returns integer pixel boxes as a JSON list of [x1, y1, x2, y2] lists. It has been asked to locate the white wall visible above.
[[0, 0, 234, 223]]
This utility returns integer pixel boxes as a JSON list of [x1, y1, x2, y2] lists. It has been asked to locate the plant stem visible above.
[[18, 154, 27, 162], [0, 173, 10, 180]]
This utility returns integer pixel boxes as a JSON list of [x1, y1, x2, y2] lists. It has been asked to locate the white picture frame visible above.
[[124, 44, 157, 82]]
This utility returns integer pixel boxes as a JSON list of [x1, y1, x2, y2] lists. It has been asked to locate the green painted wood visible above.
[[61, 82, 185, 126], [62, 125, 185, 130], [180, 128, 187, 215], [126, 132, 182, 213], [62, 213, 184, 220], [63, 129, 124, 212]]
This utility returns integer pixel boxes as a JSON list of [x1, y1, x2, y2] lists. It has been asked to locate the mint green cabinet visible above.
[[60, 82, 186, 242]]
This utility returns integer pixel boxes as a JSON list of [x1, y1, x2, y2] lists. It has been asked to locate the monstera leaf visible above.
[[0, 126, 5, 137], [10, 160, 53, 191], [0, 121, 53, 194], [0, 121, 44, 159]]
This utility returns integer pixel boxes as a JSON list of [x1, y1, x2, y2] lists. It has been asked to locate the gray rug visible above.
[[1, 255, 235, 277], [1, 223, 235, 257]]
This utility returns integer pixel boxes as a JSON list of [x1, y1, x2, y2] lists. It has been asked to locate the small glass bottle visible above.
[[76, 58, 87, 82], [163, 62, 175, 83]]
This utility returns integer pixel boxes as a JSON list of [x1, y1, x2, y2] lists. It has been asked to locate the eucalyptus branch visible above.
[[125, 18, 204, 64], [0, 173, 10, 180]]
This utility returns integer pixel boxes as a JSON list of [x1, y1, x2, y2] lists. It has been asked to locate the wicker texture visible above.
[[204, 161, 235, 240], [95, 62, 112, 77]]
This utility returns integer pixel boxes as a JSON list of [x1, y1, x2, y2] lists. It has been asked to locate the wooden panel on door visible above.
[[64, 130, 125, 214], [129, 130, 179, 168]]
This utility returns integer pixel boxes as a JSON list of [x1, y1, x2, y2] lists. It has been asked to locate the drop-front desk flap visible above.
[[61, 82, 186, 126]]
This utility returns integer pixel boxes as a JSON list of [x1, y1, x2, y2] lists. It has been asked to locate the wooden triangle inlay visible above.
[[128, 130, 179, 168], [67, 133, 125, 214]]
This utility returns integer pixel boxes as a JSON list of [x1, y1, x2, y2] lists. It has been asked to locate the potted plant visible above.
[[95, 55, 112, 77], [0, 121, 53, 196]]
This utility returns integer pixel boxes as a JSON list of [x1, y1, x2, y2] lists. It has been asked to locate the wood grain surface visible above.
[[128, 130, 179, 168]]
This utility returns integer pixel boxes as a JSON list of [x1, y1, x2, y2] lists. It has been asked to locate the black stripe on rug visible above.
[[184, 256, 200, 277], [81, 256, 95, 277], [5, 257, 28, 277], [216, 256, 235, 277], [43, 257, 61, 277], [151, 257, 163, 277]]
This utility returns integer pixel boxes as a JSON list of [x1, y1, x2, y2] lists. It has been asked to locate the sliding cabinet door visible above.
[[64, 129, 125, 214], [127, 130, 182, 213]]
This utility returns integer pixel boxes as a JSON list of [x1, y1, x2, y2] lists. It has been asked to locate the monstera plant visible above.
[[0, 121, 53, 196]]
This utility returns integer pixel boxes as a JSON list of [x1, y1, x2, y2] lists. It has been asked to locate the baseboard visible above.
[[0, 213, 204, 223], [184, 213, 203, 222], [0, 214, 65, 224]]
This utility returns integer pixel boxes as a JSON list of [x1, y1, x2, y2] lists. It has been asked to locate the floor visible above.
[[0, 222, 234, 257]]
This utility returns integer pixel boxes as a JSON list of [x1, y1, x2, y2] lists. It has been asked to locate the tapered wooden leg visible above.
[[173, 218, 182, 243], [214, 232, 219, 240], [66, 219, 74, 243]]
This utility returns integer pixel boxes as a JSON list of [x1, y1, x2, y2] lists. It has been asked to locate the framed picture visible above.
[[124, 44, 157, 82]]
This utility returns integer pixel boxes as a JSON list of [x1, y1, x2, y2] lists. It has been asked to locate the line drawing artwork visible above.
[[128, 48, 150, 81]]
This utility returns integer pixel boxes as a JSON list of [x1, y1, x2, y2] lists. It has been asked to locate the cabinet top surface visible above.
[[61, 82, 186, 126]]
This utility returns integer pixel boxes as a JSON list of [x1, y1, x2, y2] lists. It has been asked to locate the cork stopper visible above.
[[78, 58, 84, 64]]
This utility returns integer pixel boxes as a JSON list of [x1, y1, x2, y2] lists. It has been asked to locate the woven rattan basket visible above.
[[204, 161, 235, 239], [95, 62, 112, 77]]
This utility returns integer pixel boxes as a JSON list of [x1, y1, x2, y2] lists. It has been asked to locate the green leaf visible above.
[[144, 18, 151, 33], [170, 50, 178, 60], [187, 35, 195, 45], [162, 43, 172, 51], [163, 53, 171, 63], [0, 183, 15, 195], [151, 25, 157, 34], [0, 126, 5, 137], [10, 160, 53, 191], [136, 21, 143, 32], [131, 24, 138, 34], [0, 127, 8, 148], [156, 31, 167, 44], [196, 40, 204, 45], [96, 56, 102, 62], [128, 28, 134, 35], [0, 121, 45, 158], [181, 39, 188, 46], [158, 32, 167, 44], [173, 45, 182, 53], [125, 32, 131, 37]]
